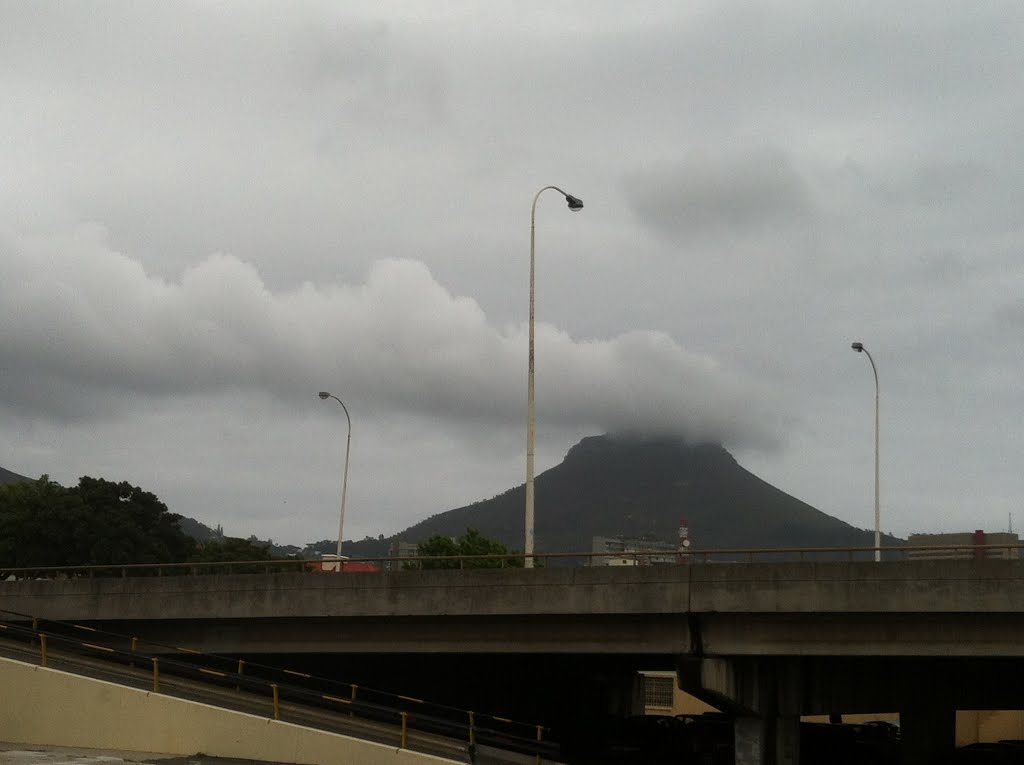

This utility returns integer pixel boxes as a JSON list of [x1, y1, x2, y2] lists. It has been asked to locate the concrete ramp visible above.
[[0, 657, 458, 765]]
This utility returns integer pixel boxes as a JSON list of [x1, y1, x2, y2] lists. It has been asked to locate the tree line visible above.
[[0, 475, 517, 570], [0, 476, 272, 569]]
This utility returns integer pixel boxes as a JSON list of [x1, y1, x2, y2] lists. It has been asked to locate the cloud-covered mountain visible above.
[[344, 433, 899, 559]]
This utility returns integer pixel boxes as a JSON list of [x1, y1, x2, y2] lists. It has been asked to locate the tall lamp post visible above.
[[525, 186, 583, 568], [318, 391, 352, 560], [850, 342, 880, 562]]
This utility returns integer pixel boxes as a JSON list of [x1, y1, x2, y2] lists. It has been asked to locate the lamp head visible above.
[[564, 194, 584, 212], [851, 342, 864, 352], [318, 391, 330, 400]]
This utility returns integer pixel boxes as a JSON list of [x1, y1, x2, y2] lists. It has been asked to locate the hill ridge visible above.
[[0, 466, 31, 485], [343, 433, 897, 558]]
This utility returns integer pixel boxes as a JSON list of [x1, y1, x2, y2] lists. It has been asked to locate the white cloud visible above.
[[0, 225, 780, 452]]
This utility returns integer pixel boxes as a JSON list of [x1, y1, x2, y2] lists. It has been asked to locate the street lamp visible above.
[[318, 391, 352, 560], [850, 342, 881, 562], [525, 186, 583, 569]]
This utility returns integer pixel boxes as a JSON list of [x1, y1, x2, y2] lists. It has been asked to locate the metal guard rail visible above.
[[0, 608, 556, 761], [2, 542, 1023, 579]]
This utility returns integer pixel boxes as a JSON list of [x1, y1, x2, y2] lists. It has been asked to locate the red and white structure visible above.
[[678, 518, 691, 565]]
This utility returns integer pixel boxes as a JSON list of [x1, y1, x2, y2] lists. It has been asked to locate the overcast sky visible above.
[[2, 1, 1023, 548]]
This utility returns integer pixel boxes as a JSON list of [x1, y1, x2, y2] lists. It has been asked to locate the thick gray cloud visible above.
[[2, 1, 1023, 546], [0, 227, 779, 449], [623, 147, 814, 242]]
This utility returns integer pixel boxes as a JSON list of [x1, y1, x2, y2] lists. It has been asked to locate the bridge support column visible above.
[[734, 715, 800, 765], [686, 656, 802, 765], [900, 702, 955, 765]]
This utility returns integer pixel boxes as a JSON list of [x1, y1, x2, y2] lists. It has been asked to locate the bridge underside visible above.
[[681, 654, 1024, 714], [92, 613, 693, 654], [680, 654, 1024, 765], [88, 614, 1024, 765], [696, 612, 1024, 656]]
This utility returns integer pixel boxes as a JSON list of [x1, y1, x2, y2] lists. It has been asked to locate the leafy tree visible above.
[[415, 527, 522, 569], [74, 476, 196, 564], [0, 476, 89, 567], [0, 475, 195, 568], [194, 537, 274, 563], [192, 537, 281, 573]]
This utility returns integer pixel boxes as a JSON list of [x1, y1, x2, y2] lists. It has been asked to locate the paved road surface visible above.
[[0, 745, 175, 765]]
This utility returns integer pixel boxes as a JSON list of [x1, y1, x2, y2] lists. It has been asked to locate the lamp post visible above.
[[850, 342, 880, 562], [525, 186, 583, 568], [318, 391, 351, 560]]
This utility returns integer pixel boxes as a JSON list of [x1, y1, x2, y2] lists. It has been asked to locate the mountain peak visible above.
[[347, 432, 884, 559], [563, 433, 730, 468]]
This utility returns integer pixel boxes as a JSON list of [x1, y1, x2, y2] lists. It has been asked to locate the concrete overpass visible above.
[[5, 559, 1024, 764]]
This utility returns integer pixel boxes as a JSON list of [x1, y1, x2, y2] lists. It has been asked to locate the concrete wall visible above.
[[659, 687, 1024, 748], [641, 671, 717, 716], [956, 710, 1024, 747], [0, 566, 693, 622], [8, 560, 1024, 625], [0, 657, 451, 765]]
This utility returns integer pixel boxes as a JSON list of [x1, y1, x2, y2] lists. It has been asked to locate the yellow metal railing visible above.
[[0, 607, 554, 761]]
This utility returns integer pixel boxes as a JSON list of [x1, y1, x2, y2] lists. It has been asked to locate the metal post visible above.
[[872, 357, 880, 562], [525, 186, 582, 568], [319, 392, 352, 559], [852, 342, 881, 562]]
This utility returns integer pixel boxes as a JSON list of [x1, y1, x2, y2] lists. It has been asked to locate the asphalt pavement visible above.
[[0, 744, 176, 765]]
